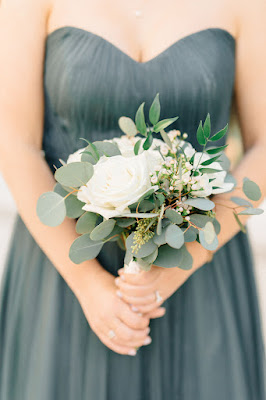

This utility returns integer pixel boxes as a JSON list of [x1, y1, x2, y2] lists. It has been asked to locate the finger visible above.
[[117, 299, 150, 330], [116, 290, 157, 306], [97, 332, 137, 356], [118, 269, 157, 286], [112, 316, 151, 346], [146, 307, 166, 319], [133, 300, 165, 314], [115, 277, 154, 297]]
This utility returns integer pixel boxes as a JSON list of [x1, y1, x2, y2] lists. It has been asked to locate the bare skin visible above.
[[0, 0, 265, 356]]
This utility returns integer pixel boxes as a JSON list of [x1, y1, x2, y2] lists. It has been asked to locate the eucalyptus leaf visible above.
[[76, 212, 98, 234], [69, 234, 103, 264], [189, 213, 212, 228], [104, 225, 124, 241], [153, 244, 183, 268], [118, 116, 138, 136], [238, 207, 264, 216], [149, 93, 160, 125], [230, 196, 253, 208], [90, 219, 116, 241], [182, 226, 198, 242], [135, 102, 147, 135], [165, 209, 183, 224], [121, 212, 159, 218], [153, 117, 179, 133], [209, 123, 228, 142], [141, 247, 159, 265], [55, 162, 93, 188], [80, 151, 97, 164], [242, 177, 262, 201], [116, 218, 136, 227], [54, 183, 84, 218], [202, 221, 216, 244], [184, 198, 215, 211], [93, 141, 121, 157], [153, 228, 167, 245], [36, 191, 66, 227], [179, 244, 193, 270], [199, 168, 221, 174], [139, 199, 155, 212], [165, 224, 184, 249], [126, 233, 157, 258], [199, 229, 218, 251]]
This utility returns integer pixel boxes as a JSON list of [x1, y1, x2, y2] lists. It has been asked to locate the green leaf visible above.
[[90, 219, 116, 241], [149, 93, 160, 125], [153, 117, 179, 133], [199, 168, 221, 174], [93, 141, 121, 157], [116, 218, 136, 227], [184, 198, 215, 211], [160, 129, 172, 149], [233, 212, 246, 233], [200, 155, 221, 166], [153, 244, 183, 268], [134, 139, 142, 155], [238, 207, 264, 216], [155, 193, 165, 206], [189, 213, 212, 228], [126, 233, 157, 258], [202, 221, 216, 244], [206, 144, 228, 154], [203, 113, 211, 139], [242, 177, 262, 201], [182, 226, 198, 242], [36, 191, 66, 227], [196, 120, 206, 146], [153, 228, 167, 245], [199, 228, 218, 251], [121, 212, 159, 218], [165, 224, 184, 249], [104, 225, 124, 241], [230, 196, 253, 208], [140, 247, 159, 265], [69, 234, 103, 264], [135, 102, 147, 135], [165, 209, 183, 224], [55, 162, 94, 188], [80, 151, 97, 165], [179, 244, 193, 270], [139, 199, 155, 212], [118, 116, 138, 136], [143, 131, 153, 150], [213, 218, 221, 235], [76, 212, 98, 234], [54, 184, 85, 219], [209, 123, 228, 142]]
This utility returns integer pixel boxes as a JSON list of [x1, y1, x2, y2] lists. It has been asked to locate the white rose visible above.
[[66, 147, 86, 163], [77, 152, 158, 219]]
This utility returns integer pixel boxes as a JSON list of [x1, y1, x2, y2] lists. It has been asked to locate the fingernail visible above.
[[146, 327, 151, 334], [128, 349, 137, 356], [114, 278, 120, 286], [137, 312, 143, 317], [116, 290, 123, 298], [120, 274, 126, 281], [143, 336, 152, 345], [131, 305, 139, 312]]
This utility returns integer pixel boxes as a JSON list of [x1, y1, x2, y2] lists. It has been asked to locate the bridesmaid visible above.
[[0, 0, 265, 399]]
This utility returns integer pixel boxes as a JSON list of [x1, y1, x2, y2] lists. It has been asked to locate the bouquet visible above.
[[37, 93, 263, 273]]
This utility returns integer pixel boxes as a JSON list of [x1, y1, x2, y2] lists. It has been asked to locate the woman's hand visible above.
[[115, 242, 209, 313], [115, 265, 192, 314], [74, 265, 165, 356]]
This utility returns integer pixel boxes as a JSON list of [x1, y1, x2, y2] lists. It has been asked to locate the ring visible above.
[[155, 290, 163, 303], [108, 329, 116, 339]]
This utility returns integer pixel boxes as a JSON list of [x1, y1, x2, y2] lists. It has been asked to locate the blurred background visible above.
[[0, 101, 265, 346]]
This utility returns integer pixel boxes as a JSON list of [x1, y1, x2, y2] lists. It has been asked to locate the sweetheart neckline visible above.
[[45, 26, 236, 65]]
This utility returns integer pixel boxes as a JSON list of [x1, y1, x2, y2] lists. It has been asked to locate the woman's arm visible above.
[[115, 0, 266, 311], [0, 0, 156, 355]]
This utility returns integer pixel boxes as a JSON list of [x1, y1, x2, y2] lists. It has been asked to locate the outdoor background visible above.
[[0, 103, 265, 346]]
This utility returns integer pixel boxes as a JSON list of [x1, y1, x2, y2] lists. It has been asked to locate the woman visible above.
[[0, 0, 265, 398]]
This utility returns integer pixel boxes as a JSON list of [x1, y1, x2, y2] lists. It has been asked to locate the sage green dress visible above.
[[0, 26, 265, 400]]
